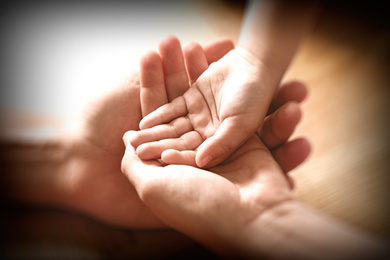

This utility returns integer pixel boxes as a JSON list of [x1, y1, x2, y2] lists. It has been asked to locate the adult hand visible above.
[[122, 116, 309, 256], [62, 35, 308, 228], [59, 38, 234, 228]]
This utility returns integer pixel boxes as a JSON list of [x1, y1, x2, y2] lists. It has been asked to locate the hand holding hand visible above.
[[130, 38, 288, 168], [122, 109, 309, 256], [60, 37, 234, 228]]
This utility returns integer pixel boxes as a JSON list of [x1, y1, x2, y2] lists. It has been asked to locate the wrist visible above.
[[235, 46, 282, 99], [236, 200, 390, 259]]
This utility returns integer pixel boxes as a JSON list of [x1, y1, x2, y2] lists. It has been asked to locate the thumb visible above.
[[121, 131, 140, 180], [121, 131, 161, 186], [195, 117, 257, 168], [122, 130, 137, 152]]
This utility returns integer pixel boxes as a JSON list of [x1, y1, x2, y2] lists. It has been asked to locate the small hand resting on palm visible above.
[[121, 38, 389, 260], [129, 36, 308, 169]]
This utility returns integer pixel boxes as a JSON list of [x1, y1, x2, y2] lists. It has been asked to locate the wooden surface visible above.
[[1, 0, 389, 258], [286, 9, 390, 240], [197, 0, 390, 240]]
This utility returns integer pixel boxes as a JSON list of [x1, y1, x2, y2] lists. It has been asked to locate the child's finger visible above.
[[136, 131, 203, 160], [130, 117, 193, 148], [161, 149, 197, 167], [139, 95, 188, 130], [121, 131, 161, 186]]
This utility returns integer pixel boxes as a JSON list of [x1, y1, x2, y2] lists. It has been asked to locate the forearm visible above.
[[239, 0, 320, 86], [0, 138, 71, 206], [240, 200, 389, 259]]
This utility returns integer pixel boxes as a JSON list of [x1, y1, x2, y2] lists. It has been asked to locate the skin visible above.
[[1, 37, 309, 229], [71, 36, 310, 228], [121, 114, 388, 259], [130, 0, 320, 168], [129, 37, 309, 172], [120, 39, 388, 260], [122, 130, 293, 256]]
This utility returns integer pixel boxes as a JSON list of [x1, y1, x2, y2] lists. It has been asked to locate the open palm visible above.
[[60, 38, 235, 228], [131, 44, 279, 168], [65, 35, 308, 229], [122, 127, 293, 256]]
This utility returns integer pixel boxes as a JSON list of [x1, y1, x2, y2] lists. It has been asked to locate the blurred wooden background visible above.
[[198, 0, 390, 241], [1, 0, 389, 258]]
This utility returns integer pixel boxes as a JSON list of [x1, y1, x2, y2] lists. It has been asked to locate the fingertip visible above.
[[159, 35, 181, 51], [287, 137, 311, 172], [284, 101, 302, 126], [195, 140, 229, 168], [140, 50, 160, 70], [276, 100, 302, 136], [158, 36, 183, 63], [196, 154, 214, 169], [295, 81, 308, 103], [135, 143, 150, 160], [184, 42, 205, 64], [139, 119, 146, 130], [196, 119, 254, 168], [271, 137, 312, 174], [293, 137, 311, 169], [270, 80, 309, 114], [220, 38, 235, 50], [161, 149, 177, 164], [162, 149, 197, 167], [287, 137, 312, 165], [123, 131, 140, 156], [139, 117, 153, 130], [184, 41, 203, 53], [284, 80, 308, 103], [203, 38, 235, 64], [123, 130, 136, 145], [285, 101, 303, 130], [261, 100, 302, 149], [294, 137, 311, 159], [183, 41, 208, 83], [136, 142, 165, 161]]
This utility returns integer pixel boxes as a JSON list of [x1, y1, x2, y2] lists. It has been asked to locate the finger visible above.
[[183, 42, 208, 84], [121, 131, 161, 186], [139, 95, 188, 130], [130, 117, 193, 148], [159, 36, 190, 101], [122, 131, 137, 152], [271, 137, 311, 174], [268, 80, 307, 115], [136, 131, 203, 160], [161, 149, 197, 167], [139, 50, 168, 117], [203, 39, 234, 65], [196, 117, 257, 168], [259, 101, 302, 150]]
